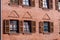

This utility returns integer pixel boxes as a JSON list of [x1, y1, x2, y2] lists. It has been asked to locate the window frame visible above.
[[9, 20, 19, 33], [39, 21, 53, 34], [23, 20, 32, 34], [43, 21, 50, 33]]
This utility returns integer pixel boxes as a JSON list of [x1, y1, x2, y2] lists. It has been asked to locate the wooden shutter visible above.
[[30, 0, 35, 7], [10, 0, 19, 5], [49, 0, 53, 9], [10, 0, 13, 5], [39, 0, 43, 8], [3, 20, 5, 34], [39, 22, 43, 33], [31, 21, 36, 33], [19, 21, 23, 33], [55, 0, 58, 10], [19, 0, 22, 5], [3, 20, 10, 34], [50, 22, 54, 33]]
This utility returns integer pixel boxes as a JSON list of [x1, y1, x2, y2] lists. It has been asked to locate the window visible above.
[[3, 20, 19, 34], [10, 20, 18, 33], [39, 0, 53, 9], [43, 0, 48, 8], [39, 21, 53, 34], [44, 22, 50, 33], [55, 0, 60, 11], [9, 0, 35, 7], [23, 0, 29, 6], [23, 21, 32, 33], [22, 0, 35, 7], [3, 20, 36, 34], [58, 0, 60, 10]]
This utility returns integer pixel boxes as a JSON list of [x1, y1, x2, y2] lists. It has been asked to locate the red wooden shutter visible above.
[[31, 0, 35, 7], [3, 20, 10, 34], [3, 20, 5, 34], [55, 0, 58, 10], [39, 0, 43, 8], [39, 22, 43, 33], [19, 0, 22, 5], [31, 21, 36, 33], [49, 0, 53, 9], [50, 22, 54, 33], [9, 0, 19, 6], [19, 21, 23, 33]]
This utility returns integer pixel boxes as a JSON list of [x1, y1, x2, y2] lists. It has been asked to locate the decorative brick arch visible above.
[[42, 13, 50, 20], [8, 10, 19, 18], [22, 11, 32, 19]]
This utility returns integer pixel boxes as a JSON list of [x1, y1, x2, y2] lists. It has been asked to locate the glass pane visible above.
[[58, 2, 60, 10], [10, 25, 13, 30], [26, 2, 29, 5], [44, 22, 48, 32], [23, 0, 29, 5], [24, 22, 30, 33], [23, 0, 25, 1], [43, 0, 47, 8], [13, 25, 17, 30], [26, 0, 29, 1], [23, 2, 25, 5], [10, 20, 18, 33]]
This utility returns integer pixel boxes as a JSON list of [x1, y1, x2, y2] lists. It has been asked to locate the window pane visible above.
[[23, 2, 25, 5], [44, 22, 48, 32], [26, 2, 29, 5], [26, 0, 29, 1], [24, 22, 30, 33], [23, 0, 25, 1], [43, 0, 48, 8], [23, 0, 29, 5], [10, 25, 13, 30], [58, 2, 60, 10], [10, 20, 18, 33]]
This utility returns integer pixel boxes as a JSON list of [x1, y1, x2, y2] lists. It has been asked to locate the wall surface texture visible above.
[[2, 0, 60, 40]]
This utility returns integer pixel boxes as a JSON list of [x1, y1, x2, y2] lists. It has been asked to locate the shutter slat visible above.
[[49, 0, 53, 9], [10, 0, 19, 5], [39, 22, 43, 33], [55, 0, 58, 10], [32, 21, 36, 33], [5, 20, 10, 34], [39, 0, 43, 8], [50, 22, 54, 33], [31, 0, 35, 7], [3, 20, 10, 34], [19, 0, 22, 5], [19, 21, 23, 33], [3, 20, 5, 34]]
